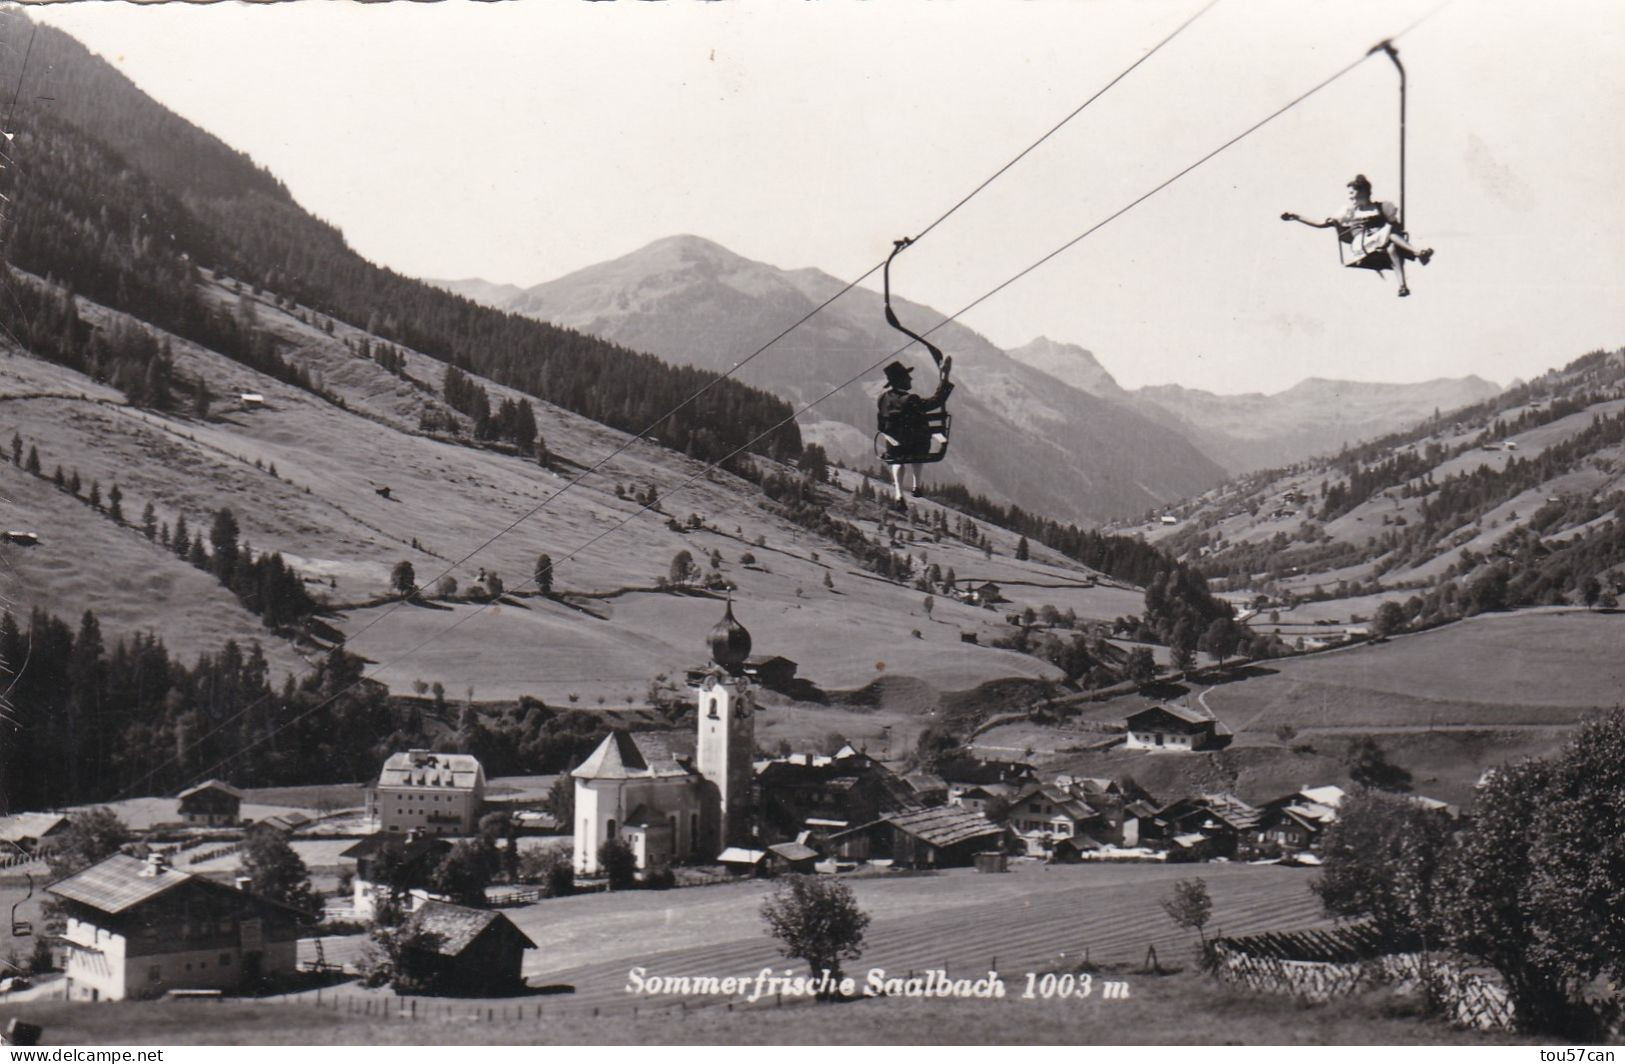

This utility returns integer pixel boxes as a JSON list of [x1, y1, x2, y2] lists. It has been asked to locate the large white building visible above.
[[49, 853, 304, 1001], [573, 602, 758, 874], [367, 750, 487, 835]]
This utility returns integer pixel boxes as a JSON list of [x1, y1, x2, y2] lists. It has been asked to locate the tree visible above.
[[598, 838, 637, 891], [238, 824, 319, 914], [1374, 600, 1407, 636], [430, 840, 493, 907], [209, 507, 240, 581], [1159, 877, 1213, 944], [922, 594, 934, 620], [1438, 711, 1625, 1036], [759, 875, 871, 997], [1201, 617, 1241, 664], [141, 502, 158, 541], [1344, 736, 1412, 792], [1127, 647, 1158, 686], [1312, 789, 1451, 941], [520, 848, 575, 898], [390, 560, 416, 598], [544, 774, 575, 831], [1015, 536, 1030, 561], [535, 553, 554, 596], [45, 808, 130, 880], [668, 550, 696, 588]]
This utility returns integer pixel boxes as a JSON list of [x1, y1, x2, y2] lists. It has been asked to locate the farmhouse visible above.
[[1005, 784, 1101, 858], [1122, 704, 1231, 752], [48, 853, 307, 1001], [397, 901, 535, 996], [368, 749, 486, 836], [0, 812, 69, 855], [939, 757, 1037, 804], [1255, 786, 1345, 853], [826, 806, 1006, 869], [176, 779, 244, 827], [755, 745, 917, 845], [573, 602, 759, 874], [341, 830, 453, 921], [1150, 794, 1262, 859]]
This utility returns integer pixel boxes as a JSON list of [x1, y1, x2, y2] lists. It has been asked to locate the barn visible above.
[[826, 807, 1006, 869]]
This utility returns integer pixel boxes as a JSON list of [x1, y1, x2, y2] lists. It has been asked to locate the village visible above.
[[0, 601, 1463, 1014]]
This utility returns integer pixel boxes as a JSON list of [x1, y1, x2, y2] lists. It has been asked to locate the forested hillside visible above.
[[0, 22, 801, 466]]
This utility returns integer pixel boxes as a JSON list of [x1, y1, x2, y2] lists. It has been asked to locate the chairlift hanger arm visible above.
[[882, 237, 945, 370]]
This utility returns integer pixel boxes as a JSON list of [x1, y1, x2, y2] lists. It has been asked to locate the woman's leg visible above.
[[888, 463, 905, 501], [908, 464, 925, 496], [1388, 246, 1410, 295]]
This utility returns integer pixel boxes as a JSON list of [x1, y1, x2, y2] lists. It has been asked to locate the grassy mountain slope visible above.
[[500, 234, 1228, 525]]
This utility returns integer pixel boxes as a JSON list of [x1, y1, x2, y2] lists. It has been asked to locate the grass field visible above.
[[0, 967, 1538, 1045], [974, 609, 1621, 805], [4, 862, 1466, 1045]]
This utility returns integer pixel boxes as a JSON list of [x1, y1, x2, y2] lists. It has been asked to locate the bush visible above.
[[643, 866, 676, 891]]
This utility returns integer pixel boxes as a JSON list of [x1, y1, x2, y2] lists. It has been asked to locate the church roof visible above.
[[573, 730, 694, 781]]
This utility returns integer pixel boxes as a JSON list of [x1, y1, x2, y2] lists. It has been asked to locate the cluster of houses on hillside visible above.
[[4, 603, 1458, 1005]]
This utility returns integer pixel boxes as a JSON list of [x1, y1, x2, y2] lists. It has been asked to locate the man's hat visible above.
[[883, 360, 913, 386]]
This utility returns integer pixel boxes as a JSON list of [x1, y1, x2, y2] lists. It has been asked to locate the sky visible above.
[[20, 0, 1625, 396]]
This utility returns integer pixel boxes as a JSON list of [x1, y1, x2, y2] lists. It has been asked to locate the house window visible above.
[[221, 953, 233, 966], [607, 819, 617, 841]]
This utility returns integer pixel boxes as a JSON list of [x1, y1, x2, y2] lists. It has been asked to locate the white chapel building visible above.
[[572, 602, 759, 873]]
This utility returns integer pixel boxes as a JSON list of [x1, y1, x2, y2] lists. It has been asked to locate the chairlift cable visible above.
[[117, 7, 1223, 798], [159, 23, 1432, 800]]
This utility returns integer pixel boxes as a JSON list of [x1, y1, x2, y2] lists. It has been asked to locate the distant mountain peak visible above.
[[1006, 336, 1127, 400]]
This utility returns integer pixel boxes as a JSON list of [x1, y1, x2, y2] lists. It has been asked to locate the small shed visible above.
[[765, 842, 818, 875], [239, 393, 265, 411], [398, 901, 536, 996], [717, 847, 769, 876]]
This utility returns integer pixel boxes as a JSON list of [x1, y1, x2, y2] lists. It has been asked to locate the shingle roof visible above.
[[48, 853, 195, 914], [717, 847, 768, 865], [767, 842, 818, 863], [177, 779, 244, 801], [339, 833, 452, 864], [377, 750, 484, 790], [883, 806, 1004, 848], [1126, 703, 1213, 728], [573, 731, 693, 781], [404, 901, 535, 955], [0, 812, 68, 844]]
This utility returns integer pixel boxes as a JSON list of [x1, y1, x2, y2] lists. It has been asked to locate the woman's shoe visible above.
[[1418, 248, 1434, 266], [1397, 286, 1411, 298]]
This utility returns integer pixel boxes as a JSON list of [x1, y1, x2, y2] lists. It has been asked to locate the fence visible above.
[[1210, 926, 1515, 1031], [186, 843, 240, 866]]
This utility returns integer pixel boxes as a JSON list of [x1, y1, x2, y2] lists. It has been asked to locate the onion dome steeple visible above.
[[708, 600, 752, 675]]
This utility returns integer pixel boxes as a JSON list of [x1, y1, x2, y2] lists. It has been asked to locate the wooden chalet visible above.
[[49, 853, 308, 1001], [1122, 704, 1231, 752], [398, 901, 535, 995], [176, 779, 244, 827], [826, 806, 1006, 869]]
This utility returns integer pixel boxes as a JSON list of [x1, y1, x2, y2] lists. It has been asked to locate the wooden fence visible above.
[[1210, 926, 1515, 1031]]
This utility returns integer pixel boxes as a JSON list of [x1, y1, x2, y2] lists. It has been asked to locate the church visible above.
[[572, 601, 759, 874]]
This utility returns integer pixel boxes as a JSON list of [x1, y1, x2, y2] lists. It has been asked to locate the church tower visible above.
[[693, 601, 756, 852]]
